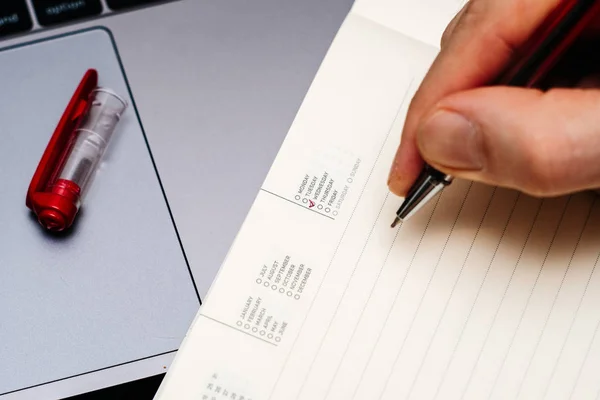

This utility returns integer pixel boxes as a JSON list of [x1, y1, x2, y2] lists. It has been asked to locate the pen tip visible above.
[[391, 217, 401, 228]]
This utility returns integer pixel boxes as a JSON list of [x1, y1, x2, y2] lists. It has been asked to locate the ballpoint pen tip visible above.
[[391, 217, 401, 228]]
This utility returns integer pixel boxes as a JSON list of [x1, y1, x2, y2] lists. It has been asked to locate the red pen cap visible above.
[[26, 69, 128, 232]]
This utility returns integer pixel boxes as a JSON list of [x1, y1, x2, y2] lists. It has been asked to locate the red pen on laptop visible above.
[[391, 0, 600, 227], [26, 69, 128, 232]]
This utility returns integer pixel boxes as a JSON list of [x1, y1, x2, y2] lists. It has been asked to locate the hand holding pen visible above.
[[388, 0, 600, 226]]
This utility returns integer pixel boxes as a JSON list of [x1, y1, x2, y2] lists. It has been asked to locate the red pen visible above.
[[495, 0, 600, 87], [26, 69, 128, 232]]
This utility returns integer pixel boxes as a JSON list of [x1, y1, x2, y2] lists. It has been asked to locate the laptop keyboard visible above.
[[32, 0, 103, 26], [106, 0, 164, 11], [0, 1, 32, 37], [0, 0, 172, 39]]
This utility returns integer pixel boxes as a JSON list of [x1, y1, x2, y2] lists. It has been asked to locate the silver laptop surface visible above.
[[0, 1, 352, 398]]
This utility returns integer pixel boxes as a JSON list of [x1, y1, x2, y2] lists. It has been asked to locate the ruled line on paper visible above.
[[513, 199, 596, 398], [267, 82, 415, 400], [540, 232, 600, 398], [431, 192, 521, 400], [376, 183, 475, 400], [485, 197, 572, 399], [568, 317, 600, 399], [349, 192, 444, 400], [405, 187, 499, 399], [294, 192, 392, 399], [321, 218, 403, 400], [458, 199, 545, 399]]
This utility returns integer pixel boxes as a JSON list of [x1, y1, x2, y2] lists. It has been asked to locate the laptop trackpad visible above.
[[0, 28, 199, 395]]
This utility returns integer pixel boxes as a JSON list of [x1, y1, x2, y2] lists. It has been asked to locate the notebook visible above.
[[155, 0, 600, 399]]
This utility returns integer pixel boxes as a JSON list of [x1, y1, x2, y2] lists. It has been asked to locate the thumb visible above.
[[415, 87, 600, 197]]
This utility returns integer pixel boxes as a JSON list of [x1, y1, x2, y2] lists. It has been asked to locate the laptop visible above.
[[0, 0, 353, 398]]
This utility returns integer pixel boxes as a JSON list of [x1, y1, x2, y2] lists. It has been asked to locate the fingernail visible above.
[[417, 110, 483, 170]]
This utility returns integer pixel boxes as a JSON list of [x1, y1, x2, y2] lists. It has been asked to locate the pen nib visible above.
[[391, 217, 401, 228]]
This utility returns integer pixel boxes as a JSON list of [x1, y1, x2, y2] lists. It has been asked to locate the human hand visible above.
[[387, 0, 600, 198]]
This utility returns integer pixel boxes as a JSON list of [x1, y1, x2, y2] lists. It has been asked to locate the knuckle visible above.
[[441, 0, 479, 47], [441, 17, 458, 47]]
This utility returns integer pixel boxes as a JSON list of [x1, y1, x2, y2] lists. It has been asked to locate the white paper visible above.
[[353, 0, 468, 47], [156, 2, 600, 399]]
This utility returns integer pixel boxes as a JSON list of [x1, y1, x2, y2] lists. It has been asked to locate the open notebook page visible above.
[[156, 2, 600, 400]]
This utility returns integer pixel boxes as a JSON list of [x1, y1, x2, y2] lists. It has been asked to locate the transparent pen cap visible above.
[[56, 88, 128, 202]]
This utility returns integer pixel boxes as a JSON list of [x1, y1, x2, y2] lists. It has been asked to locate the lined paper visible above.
[[156, 2, 600, 399]]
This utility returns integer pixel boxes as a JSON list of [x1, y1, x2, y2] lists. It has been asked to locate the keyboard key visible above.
[[32, 0, 102, 27], [0, 0, 32, 38], [106, 0, 164, 11]]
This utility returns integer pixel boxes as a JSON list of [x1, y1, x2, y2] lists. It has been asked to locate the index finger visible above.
[[387, 0, 563, 196]]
